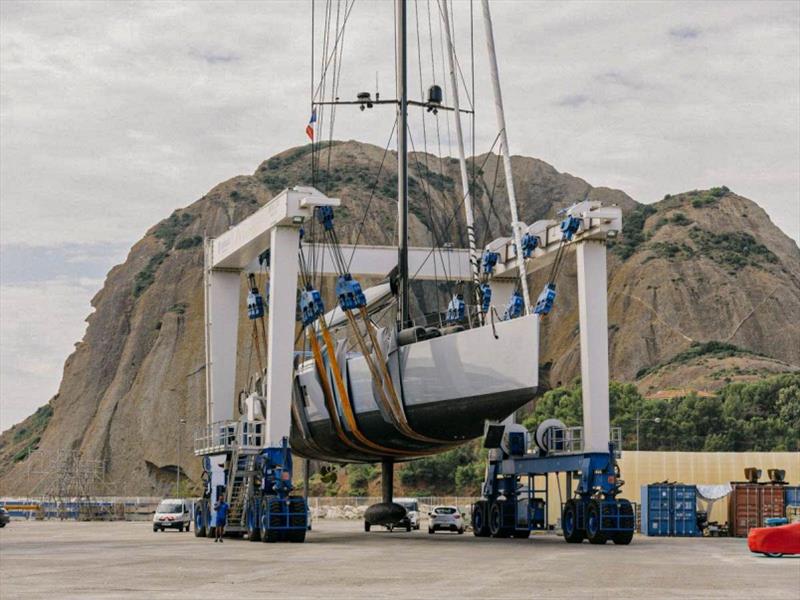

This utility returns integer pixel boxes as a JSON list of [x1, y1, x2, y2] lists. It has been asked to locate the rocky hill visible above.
[[2, 140, 798, 495]]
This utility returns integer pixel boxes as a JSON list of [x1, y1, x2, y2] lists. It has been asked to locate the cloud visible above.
[[0, 277, 102, 431], [190, 49, 241, 64], [669, 26, 702, 40], [0, 0, 798, 428], [557, 94, 591, 108]]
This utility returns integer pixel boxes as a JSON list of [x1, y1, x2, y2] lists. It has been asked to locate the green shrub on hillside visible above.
[[636, 341, 760, 378], [153, 211, 195, 249], [647, 241, 694, 261], [690, 186, 729, 208], [689, 229, 777, 270], [175, 235, 202, 250], [612, 204, 656, 259], [670, 212, 691, 226], [133, 251, 168, 297]]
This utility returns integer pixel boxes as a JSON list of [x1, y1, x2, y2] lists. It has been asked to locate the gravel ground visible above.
[[1, 520, 798, 599]]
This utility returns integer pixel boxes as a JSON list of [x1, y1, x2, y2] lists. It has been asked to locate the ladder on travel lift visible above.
[[226, 452, 258, 529]]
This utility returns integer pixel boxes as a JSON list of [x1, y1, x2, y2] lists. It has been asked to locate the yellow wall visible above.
[[618, 451, 800, 523], [538, 451, 800, 524]]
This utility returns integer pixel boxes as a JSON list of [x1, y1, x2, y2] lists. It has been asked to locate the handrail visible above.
[[542, 426, 623, 457], [194, 420, 265, 456]]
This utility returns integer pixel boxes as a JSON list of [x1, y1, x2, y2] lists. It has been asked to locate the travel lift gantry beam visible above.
[[472, 202, 636, 544]]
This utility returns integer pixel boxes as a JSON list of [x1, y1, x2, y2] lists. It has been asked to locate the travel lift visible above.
[[472, 203, 635, 544], [192, 185, 629, 544]]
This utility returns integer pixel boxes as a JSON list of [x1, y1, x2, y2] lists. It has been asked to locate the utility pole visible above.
[[635, 412, 661, 452]]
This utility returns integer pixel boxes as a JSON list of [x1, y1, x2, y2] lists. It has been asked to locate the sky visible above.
[[1, 0, 799, 430]]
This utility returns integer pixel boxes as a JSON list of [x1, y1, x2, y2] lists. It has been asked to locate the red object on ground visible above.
[[747, 522, 800, 557]]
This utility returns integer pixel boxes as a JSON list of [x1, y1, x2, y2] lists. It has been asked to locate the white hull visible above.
[[291, 314, 540, 462]]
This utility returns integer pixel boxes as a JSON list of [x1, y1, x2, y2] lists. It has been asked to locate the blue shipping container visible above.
[[641, 484, 699, 537], [785, 486, 800, 508]]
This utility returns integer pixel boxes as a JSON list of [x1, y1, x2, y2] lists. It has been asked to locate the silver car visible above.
[[427, 505, 465, 534]]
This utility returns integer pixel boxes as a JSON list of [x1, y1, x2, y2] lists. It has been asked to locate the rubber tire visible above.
[[428, 527, 434, 534], [765, 553, 784, 558], [562, 499, 584, 543], [612, 499, 634, 545], [194, 500, 207, 538], [247, 499, 261, 542], [586, 500, 607, 545], [458, 528, 465, 535], [185, 523, 190, 532], [263, 530, 279, 543], [153, 525, 159, 532], [406, 523, 411, 532], [489, 502, 510, 538], [472, 501, 490, 537], [512, 529, 531, 539], [260, 499, 274, 543], [364, 521, 371, 532], [288, 529, 306, 543]]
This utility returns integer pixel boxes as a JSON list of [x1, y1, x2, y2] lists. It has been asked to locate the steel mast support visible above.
[[439, 0, 480, 288], [480, 0, 531, 312], [396, 0, 410, 327]]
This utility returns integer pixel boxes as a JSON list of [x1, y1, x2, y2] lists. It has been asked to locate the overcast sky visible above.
[[1, 0, 798, 430]]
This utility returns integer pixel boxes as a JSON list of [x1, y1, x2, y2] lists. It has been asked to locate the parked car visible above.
[[0, 507, 9, 527], [396, 498, 420, 531], [153, 499, 191, 532], [428, 505, 465, 534], [748, 522, 800, 557]]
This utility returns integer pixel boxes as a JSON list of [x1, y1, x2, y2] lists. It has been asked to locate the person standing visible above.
[[213, 496, 229, 543]]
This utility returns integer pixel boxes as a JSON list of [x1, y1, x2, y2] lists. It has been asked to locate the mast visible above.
[[439, 0, 480, 292], [481, 0, 531, 313], [396, 0, 410, 327]]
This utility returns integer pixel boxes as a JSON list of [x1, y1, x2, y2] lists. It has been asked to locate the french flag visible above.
[[306, 108, 317, 141]]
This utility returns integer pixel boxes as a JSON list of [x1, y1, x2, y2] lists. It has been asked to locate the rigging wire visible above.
[[410, 129, 503, 283], [347, 118, 399, 270]]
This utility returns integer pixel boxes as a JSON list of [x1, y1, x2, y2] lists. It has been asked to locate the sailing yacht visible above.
[[286, 0, 540, 464]]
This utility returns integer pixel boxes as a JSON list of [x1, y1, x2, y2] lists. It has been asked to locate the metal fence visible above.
[[306, 496, 481, 522], [1, 496, 481, 522]]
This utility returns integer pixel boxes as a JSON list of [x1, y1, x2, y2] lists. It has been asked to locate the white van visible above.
[[153, 499, 191, 532]]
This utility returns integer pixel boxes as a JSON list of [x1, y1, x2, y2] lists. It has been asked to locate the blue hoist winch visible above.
[[299, 286, 325, 327], [479, 283, 492, 314], [336, 273, 366, 310], [247, 273, 265, 319], [445, 293, 466, 323], [317, 205, 335, 231], [534, 283, 557, 315], [520, 233, 540, 258], [560, 215, 581, 241], [503, 290, 525, 320], [481, 251, 499, 274]]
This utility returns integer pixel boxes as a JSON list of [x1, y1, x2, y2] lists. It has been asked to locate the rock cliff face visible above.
[[2, 141, 798, 495]]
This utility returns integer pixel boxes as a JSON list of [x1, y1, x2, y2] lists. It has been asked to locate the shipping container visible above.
[[672, 485, 699, 536], [728, 484, 760, 537], [640, 484, 699, 536], [761, 485, 785, 521], [785, 486, 800, 509], [728, 483, 789, 537]]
